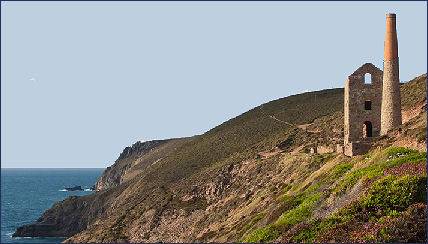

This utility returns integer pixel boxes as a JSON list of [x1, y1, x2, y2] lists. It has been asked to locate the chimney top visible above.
[[384, 12, 398, 60]]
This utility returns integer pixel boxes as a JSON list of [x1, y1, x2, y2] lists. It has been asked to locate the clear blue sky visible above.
[[1, 1, 426, 168]]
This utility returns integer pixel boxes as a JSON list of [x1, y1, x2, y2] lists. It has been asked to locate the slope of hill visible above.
[[13, 74, 427, 243]]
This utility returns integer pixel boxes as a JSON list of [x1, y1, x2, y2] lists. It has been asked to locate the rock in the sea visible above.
[[13, 224, 62, 238], [65, 186, 83, 191]]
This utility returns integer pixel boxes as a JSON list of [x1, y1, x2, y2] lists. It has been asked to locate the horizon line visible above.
[[1, 167, 105, 169]]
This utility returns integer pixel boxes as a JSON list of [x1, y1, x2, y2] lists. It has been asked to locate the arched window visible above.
[[363, 121, 373, 138], [364, 73, 372, 84]]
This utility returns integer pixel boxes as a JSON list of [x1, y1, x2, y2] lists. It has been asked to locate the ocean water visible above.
[[1, 168, 103, 243]]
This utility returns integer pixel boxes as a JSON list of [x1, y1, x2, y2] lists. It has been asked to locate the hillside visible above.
[[14, 74, 427, 243]]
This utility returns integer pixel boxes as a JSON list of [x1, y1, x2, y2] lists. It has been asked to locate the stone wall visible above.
[[316, 145, 334, 154], [344, 142, 372, 157], [344, 63, 383, 145]]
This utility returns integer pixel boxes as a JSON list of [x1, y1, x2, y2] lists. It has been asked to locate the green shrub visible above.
[[242, 225, 279, 242], [334, 164, 383, 194], [248, 188, 322, 242], [334, 147, 426, 195], [281, 182, 321, 207], [291, 213, 352, 242], [387, 151, 426, 167], [385, 147, 417, 158], [274, 193, 321, 229], [330, 163, 353, 179], [292, 223, 318, 242], [376, 203, 427, 242], [362, 175, 427, 216]]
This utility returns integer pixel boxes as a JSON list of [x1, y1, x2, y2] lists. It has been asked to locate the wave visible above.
[[59, 188, 93, 192]]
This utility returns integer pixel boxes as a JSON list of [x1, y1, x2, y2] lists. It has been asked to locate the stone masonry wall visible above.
[[344, 63, 383, 147], [380, 59, 402, 134]]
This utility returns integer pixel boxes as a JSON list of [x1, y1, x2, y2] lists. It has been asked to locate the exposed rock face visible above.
[[117, 140, 167, 161], [95, 140, 171, 191], [13, 195, 103, 238]]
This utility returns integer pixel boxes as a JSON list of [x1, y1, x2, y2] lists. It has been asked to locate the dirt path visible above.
[[268, 115, 295, 126]]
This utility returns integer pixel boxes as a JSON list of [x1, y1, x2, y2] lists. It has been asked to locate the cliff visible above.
[[13, 74, 427, 243], [95, 139, 182, 191]]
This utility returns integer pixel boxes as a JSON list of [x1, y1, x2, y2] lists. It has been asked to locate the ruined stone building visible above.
[[341, 13, 402, 156], [342, 63, 383, 156]]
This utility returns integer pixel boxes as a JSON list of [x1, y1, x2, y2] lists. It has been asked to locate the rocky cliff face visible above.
[[13, 74, 427, 243], [95, 139, 172, 191]]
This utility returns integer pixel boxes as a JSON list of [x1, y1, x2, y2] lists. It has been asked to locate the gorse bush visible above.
[[334, 164, 383, 194], [245, 188, 322, 242], [291, 215, 349, 242], [384, 147, 417, 158], [274, 193, 321, 229], [330, 163, 353, 179], [377, 203, 427, 242], [281, 180, 321, 208], [362, 175, 427, 216], [242, 225, 279, 242], [334, 147, 426, 194]]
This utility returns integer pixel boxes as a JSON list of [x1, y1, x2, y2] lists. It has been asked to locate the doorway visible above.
[[363, 121, 373, 138]]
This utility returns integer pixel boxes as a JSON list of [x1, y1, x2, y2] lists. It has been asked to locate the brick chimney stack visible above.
[[381, 13, 402, 135]]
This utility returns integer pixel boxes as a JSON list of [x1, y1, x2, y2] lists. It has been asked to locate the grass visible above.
[[291, 215, 349, 242], [362, 175, 427, 216], [289, 158, 427, 243], [274, 192, 321, 228], [242, 225, 280, 243], [244, 183, 323, 242], [400, 73, 427, 109], [291, 174, 427, 242], [334, 147, 426, 195], [243, 146, 426, 242]]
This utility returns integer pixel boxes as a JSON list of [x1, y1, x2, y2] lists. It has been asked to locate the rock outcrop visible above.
[[95, 139, 172, 191]]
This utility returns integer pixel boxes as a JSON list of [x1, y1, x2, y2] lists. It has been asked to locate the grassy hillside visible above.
[[242, 147, 426, 242], [14, 74, 426, 243], [401, 74, 427, 109], [99, 73, 427, 194]]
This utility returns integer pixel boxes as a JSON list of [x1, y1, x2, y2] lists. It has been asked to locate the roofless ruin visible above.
[[339, 13, 402, 156]]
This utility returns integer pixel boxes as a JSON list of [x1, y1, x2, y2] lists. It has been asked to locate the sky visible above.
[[1, 1, 426, 168]]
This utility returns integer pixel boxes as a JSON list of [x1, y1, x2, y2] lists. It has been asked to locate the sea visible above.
[[1, 168, 103, 243]]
